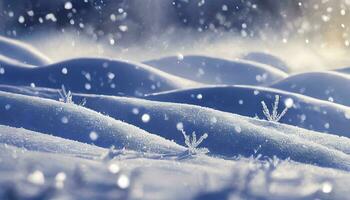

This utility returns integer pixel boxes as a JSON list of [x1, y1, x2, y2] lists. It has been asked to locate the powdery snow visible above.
[[1, 36, 350, 199]]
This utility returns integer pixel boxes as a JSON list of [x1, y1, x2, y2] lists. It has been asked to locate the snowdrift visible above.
[[2, 35, 350, 199], [144, 55, 288, 85], [240, 51, 290, 72], [145, 85, 350, 138], [0, 58, 200, 96], [0, 91, 184, 154], [270, 71, 350, 107], [0, 125, 106, 158], [1, 86, 350, 170], [0, 36, 51, 66], [3, 143, 348, 200]]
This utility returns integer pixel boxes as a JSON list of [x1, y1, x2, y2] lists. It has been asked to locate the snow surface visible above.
[[145, 85, 350, 137], [144, 55, 288, 85], [0, 36, 51, 66], [270, 71, 350, 107], [240, 52, 290, 73], [1, 37, 350, 199], [0, 58, 200, 97]]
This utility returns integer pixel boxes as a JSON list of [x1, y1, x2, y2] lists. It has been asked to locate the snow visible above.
[[270, 71, 350, 107], [0, 85, 350, 170], [241, 52, 290, 73], [0, 36, 51, 66], [145, 85, 350, 137], [0, 90, 184, 154], [1, 34, 350, 199], [0, 58, 200, 97], [144, 55, 288, 85]]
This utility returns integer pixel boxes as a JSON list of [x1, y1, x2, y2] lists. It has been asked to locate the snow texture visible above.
[[1, 36, 350, 199], [144, 55, 288, 85]]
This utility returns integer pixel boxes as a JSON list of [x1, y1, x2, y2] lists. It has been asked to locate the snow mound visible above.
[[144, 55, 288, 85], [0, 144, 130, 199], [0, 125, 105, 158], [270, 71, 350, 106], [0, 144, 349, 200], [0, 55, 36, 68], [334, 66, 350, 74], [0, 58, 199, 97], [1, 86, 350, 170], [241, 51, 290, 72], [195, 159, 350, 200], [0, 91, 184, 154], [0, 36, 51, 66], [145, 85, 350, 138]]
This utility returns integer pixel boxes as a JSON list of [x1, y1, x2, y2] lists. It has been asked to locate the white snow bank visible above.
[[0, 125, 105, 158], [0, 91, 184, 154], [1, 144, 350, 200], [0, 55, 36, 68], [144, 55, 288, 85], [270, 71, 350, 107], [0, 58, 200, 96], [0, 36, 51, 66], [1, 86, 350, 170], [145, 85, 350, 138], [240, 51, 290, 73]]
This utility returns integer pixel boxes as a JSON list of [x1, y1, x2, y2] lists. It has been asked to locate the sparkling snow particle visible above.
[[18, 16, 25, 23], [284, 98, 294, 108], [119, 25, 128, 32], [210, 117, 217, 124], [109, 38, 115, 45], [61, 116, 69, 124], [321, 182, 333, 193], [108, 164, 120, 174], [55, 172, 66, 189], [27, 10, 34, 16], [132, 108, 139, 115], [61, 67, 68, 74], [89, 131, 99, 141], [344, 112, 350, 119], [0, 67, 5, 74], [45, 13, 57, 22], [322, 15, 330, 22], [5, 104, 11, 110], [85, 83, 91, 90], [177, 53, 184, 61], [253, 90, 259, 95], [141, 114, 150, 123], [341, 9, 346, 15], [110, 14, 117, 21], [55, 172, 66, 182], [108, 72, 115, 80], [234, 125, 242, 133], [64, 2, 73, 10], [117, 174, 130, 189], [30, 83, 36, 88], [324, 123, 330, 129], [27, 170, 45, 185], [238, 100, 244, 105], [8, 11, 14, 17], [196, 94, 203, 99], [176, 122, 184, 130]]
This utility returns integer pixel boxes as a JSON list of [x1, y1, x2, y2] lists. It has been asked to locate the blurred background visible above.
[[1, 0, 350, 72]]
